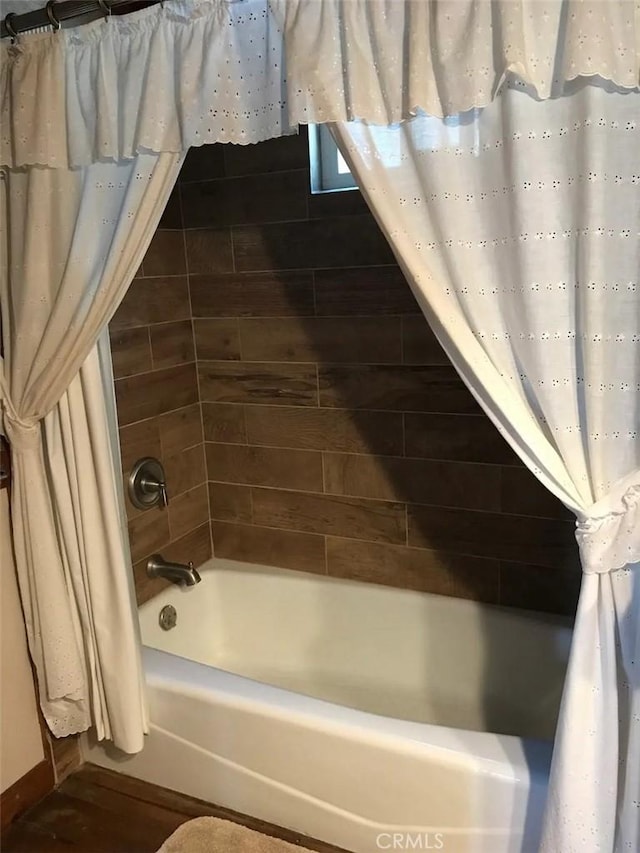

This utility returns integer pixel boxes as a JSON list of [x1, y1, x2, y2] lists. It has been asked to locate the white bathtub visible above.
[[86, 558, 572, 853]]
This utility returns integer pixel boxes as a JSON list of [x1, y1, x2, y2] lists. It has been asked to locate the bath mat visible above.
[[157, 817, 315, 852]]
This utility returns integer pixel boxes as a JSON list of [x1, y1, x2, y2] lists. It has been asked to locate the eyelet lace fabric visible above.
[[332, 80, 640, 853], [577, 473, 640, 574], [275, 0, 640, 123], [1, 0, 639, 168], [333, 80, 640, 578], [0, 0, 292, 168]]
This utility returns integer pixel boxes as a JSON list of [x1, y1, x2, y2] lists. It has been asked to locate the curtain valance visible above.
[[0, 0, 290, 168], [2, 0, 639, 169]]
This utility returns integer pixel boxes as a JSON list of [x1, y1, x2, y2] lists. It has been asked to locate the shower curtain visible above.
[[1, 0, 638, 842], [0, 154, 182, 749], [331, 81, 640, 852]]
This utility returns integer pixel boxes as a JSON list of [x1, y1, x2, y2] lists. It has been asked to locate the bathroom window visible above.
[[309, 125, 358, 193]]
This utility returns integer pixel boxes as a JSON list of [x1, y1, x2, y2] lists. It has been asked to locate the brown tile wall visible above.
[[110, 198, 211, 606], [0, 436, 9, 491], [112, 131, 581, 616]]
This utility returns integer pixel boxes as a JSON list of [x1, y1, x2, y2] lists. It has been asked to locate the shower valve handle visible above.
[[128, 457, 169, 510], [142, 474, 169, 508]]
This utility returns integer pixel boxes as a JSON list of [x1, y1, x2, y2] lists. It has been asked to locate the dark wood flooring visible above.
[[1, 764, 349, 853]]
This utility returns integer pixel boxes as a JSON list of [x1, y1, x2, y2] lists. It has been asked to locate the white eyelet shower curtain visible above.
[[0, 154, 182, 750], [331, 81, 640, 852]]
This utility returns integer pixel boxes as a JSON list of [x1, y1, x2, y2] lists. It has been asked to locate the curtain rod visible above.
[[1, 0, 160, 40]]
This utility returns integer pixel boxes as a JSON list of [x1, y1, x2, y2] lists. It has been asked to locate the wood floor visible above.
[[1, 764, 349, 853]]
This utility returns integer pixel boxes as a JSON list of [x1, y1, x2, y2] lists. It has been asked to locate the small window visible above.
[[309, 125, 358, 194]]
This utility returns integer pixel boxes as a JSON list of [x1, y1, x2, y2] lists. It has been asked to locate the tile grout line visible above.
[[304, 176, 310, 221], [113, 315, 192, 334], [206, 516, 558, 575], [181, 190, 215, 564], [135, 263, 405, 282], [168, 502, 211, 548], [240, 404, 248, 446], [131, 272, 188, 281], [121, 411, 521, 469], [180, 167, 309, 188], [192, 357, 456, 366], [134, 520, 211, 580], [206, 476, 576, 524], [120, 402, 201, 433], [201, 439, 518, 471], [236, 317, 244, 361], [181, 211, 385, 232], [147, 325, 154, 372], [311, 269, 318, 317], [229, 222, 237, 274], [401, 412, 406, 456], [188, 312, 424, 320], [186, 262, 399, 276], [114, 360, 198, 382]]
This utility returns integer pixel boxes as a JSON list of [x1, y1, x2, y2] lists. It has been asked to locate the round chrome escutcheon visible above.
[[159, 604, 177, 631]]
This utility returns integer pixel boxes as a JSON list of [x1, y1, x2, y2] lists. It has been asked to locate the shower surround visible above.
[[110, 131, 581, 615]]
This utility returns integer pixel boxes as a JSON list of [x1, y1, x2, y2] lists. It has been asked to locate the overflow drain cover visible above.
[[159, 604, 177, 631]]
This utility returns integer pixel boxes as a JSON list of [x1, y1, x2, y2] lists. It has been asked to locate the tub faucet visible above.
[[146, 555, 201, 587]]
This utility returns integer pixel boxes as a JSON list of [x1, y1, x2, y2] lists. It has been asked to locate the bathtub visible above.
[[86, 558, 572, 853]]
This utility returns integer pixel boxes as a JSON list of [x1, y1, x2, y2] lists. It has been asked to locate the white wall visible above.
[[0, 489, 45, 792]]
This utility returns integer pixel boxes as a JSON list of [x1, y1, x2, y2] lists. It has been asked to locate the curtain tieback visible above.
[[576, 469, 640, 575], [1, 409, 41, 453], [0, 372, 40, 451]]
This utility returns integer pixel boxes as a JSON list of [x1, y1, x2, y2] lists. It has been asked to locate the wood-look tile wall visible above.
[[112, 131, 581, 616], [0, 436, 9, 491], [110, 199, 211, 606], [182, 131, 581, 617]]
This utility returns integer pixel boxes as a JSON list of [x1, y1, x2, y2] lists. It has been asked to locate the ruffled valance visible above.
[[276, 0, 640, 124], [0, 0, 290, 168], [1, 0, 639, 168]]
